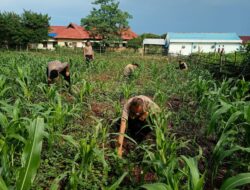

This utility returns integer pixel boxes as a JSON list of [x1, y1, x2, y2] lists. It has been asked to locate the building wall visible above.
[[169, 42, 241, 55]]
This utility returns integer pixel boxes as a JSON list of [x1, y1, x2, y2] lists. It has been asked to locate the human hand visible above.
[[66, 71, 69, 76]]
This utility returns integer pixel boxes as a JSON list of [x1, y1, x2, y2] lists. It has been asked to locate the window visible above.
[[182, 45, 185, 49], [211, 45, 215, 49], [193, 45, 197, 49]]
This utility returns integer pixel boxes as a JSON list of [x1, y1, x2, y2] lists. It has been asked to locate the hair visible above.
[[130, 98, 143, 109], [86, 40, 91, 46], [132, 61, 139, 67], [50, 70, 59, 79]]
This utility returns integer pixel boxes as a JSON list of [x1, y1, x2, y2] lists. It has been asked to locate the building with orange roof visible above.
[[37, 23, 137, 50]]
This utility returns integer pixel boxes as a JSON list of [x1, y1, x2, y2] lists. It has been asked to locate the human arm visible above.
[[117, 119, 127, 157], [92, 47, 94, 59], [48, 77, 52, 86], [65, 64, 70, 76]]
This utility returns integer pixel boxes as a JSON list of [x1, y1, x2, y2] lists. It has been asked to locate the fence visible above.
[[168, 51, 250, 79]]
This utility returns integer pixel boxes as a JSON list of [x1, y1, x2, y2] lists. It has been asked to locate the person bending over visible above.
[[123, 62, 139, 77], [179, 60, 188, 70], [47, 60, 70, 86], [117, 95, 160, 157]]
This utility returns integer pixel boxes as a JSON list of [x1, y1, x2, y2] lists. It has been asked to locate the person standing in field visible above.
[[83, 41, 94, 67], [117, 95, 161, 157], [47, 60, 70, 86], [179, 60, 188, 70], [123, 62, 139, 77]]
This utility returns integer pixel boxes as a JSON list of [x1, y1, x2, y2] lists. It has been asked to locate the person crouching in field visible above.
[[179, 60, 188, 70], [47, 60, 70, 87], [123, 62, 139, 77], [117, 95, 160, 157], [83, 41, 94, 67]]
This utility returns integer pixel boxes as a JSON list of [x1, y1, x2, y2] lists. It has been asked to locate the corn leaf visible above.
[[181, 156, 204, 190], [103, 172, 127, 190], [209, 102, 232, 134], [225, 111, 242, 129], [50, 172, 68, 190], [16, 118, 45, 190], [220, 173, 250, 190], [141, 183, 170, 190], [244, 105, 250, 123], [0, 176, 8, 190]]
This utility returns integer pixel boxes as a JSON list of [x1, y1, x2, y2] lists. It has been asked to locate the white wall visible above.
[[169, 42, 241, 55]]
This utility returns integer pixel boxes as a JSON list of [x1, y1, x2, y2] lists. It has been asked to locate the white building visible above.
[[166, 33, 242, 55]]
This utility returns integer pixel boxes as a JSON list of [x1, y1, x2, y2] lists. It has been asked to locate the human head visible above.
[[50, 70, 59, 79], [86, 41, 91, 46], [129, 98, 144, 118]]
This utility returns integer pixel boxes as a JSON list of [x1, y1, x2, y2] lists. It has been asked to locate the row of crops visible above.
[[0, 51, 249, 189]]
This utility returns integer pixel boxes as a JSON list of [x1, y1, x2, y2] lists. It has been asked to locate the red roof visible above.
[[49, 23, 137, 40], [50, 23, 90, 39], [240, 36, 250, 44], [121, 28, 138, 40]]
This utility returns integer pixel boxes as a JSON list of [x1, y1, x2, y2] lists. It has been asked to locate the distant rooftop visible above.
[[239, 36, 250, 44], [143, 38, 165, 45], [167, 33, 241, 41]]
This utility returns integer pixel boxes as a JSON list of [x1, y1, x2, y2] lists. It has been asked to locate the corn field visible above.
[[0, 50, 249, 190]]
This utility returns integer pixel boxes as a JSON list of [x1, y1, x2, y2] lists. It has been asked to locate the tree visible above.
[[0, 12, 22, 49], [0, 10, 50, 50], [81, 0, 132, 45], [21, 10, 50, 49], [127, 33, 163, 51]]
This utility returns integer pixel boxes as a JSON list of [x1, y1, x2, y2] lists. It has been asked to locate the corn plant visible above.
[[16, 118, 45, 190], [181, 155, 205, 190], [220, 172, 250, 190], [141, 112, 188, 188], [121, 83, 134, 100], [0, 76, 11, 98]]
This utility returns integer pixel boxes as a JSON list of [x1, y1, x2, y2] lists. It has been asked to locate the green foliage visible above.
[[220, 173, 250, 190], [127, 33, 163, 50], [81, 0, 132, 45], [181, 156, 204, 190], [17, 118, 45, 190], [21, 10, 50, 45], [0, 12, 22, 48], [141, 183, 170, 190], [0, 51, 249, 189], [0, 10, 50, 49]]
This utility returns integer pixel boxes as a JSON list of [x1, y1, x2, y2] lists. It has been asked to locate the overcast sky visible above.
[[0, 0, 249, 35]]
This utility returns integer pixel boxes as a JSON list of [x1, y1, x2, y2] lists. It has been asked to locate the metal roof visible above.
[[143, 38, 165, 45], [167, 33, 241, 41], [48, 33, 57, 37]]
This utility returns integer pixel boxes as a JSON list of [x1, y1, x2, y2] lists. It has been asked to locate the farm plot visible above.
[[0, 51, 249, 189]]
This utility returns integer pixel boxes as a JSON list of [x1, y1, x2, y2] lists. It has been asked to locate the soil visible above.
[[92, 73, 112, 81], [91, 101, 114, 118]]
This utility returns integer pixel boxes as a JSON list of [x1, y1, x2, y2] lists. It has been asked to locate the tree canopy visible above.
[[0, 10, 50, 49], [81, 0, 132, 45]]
